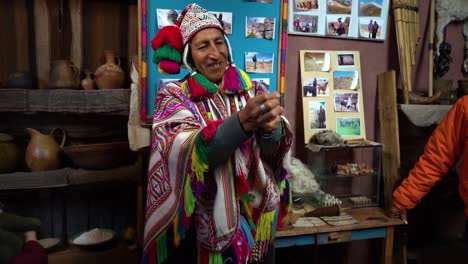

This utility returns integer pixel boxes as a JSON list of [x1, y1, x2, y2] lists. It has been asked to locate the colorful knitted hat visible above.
[[151, 3, 251, 96], [151, 3, 223, 75]]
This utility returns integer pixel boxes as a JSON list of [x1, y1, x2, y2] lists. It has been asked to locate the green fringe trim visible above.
[[184, 176, 196, 216], [278, 180, 286, 193], [209, 252, 223, 264], [153, 43, 182, 64], [193, 72, 219, 94], [191, 135, 209, 182], [255, 210, 276, 242], [156, 231, 168, 264]]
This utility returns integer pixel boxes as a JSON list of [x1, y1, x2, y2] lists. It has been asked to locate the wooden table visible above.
[[276, 207, 405, 264]]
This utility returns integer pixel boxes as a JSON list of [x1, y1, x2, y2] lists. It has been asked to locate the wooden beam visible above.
[[69, 0, 83, 69], [34, 0, 51, 89], [14, 0, 29, 71], [378, 70, 400, 208]]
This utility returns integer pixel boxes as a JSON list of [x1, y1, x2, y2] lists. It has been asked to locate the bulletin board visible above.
[[300, 50, 366, 143], [140, 0, 285, 124], [288, 0, 389, 41]]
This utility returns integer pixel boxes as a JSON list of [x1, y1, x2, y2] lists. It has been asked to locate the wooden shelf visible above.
[[49, 244, 139, 264], [0, 163, 139, 191], [0, 89, 130, 115]]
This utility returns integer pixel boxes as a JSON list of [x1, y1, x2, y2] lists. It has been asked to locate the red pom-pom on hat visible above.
[[151, 25, 182, 52]]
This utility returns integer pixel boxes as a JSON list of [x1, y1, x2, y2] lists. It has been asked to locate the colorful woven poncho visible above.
[[142, 77, 293, 264]]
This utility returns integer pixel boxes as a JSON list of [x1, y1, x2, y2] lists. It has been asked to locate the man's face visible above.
[[190, 28, 228, 83]]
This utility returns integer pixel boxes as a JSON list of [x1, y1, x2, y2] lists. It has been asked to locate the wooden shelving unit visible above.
[[0, 1, 141, 262], [0, 162, 139, 191], [0, 89, 130, 114]]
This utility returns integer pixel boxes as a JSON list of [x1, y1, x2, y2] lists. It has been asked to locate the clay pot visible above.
[[49, 60, 80, 89], [4, 71, 36, 89], [80, 70, 96, 90], [95, 50, 125, 89], [25, 128, 66, 172], [0, 133, 21, 173]]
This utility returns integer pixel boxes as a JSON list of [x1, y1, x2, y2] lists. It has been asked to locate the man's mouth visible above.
[[208, 63, 221, 69]]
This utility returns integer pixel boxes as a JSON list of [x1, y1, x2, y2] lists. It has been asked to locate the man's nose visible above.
[[206, 43, 221, 57]]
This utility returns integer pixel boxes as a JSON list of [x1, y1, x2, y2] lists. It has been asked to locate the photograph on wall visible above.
[[300, 49, 365, 141], [334, 92, 359, 112], [292, 14, 319, 33], [288, 0, 389, 41], [359, 0, 383, 16], [358, 17, 383, 39], [294, 0, 319, 11], [308, 101, 327, 129], [157, 78, 178, 90], [246, 17, 276, 39], [209, 11, 233, 35], [252, 78, 271, 90], [327, 0, 352, 14], [333, 70, 359, 90], [156, 9, 182, 28], [245, 52, 274, 73], [326, 15, 350, 37], [303, 52, 331, 72], [336, 52, 355, 67], [336, 117, 361, 136], [303, 77, 328, 97]]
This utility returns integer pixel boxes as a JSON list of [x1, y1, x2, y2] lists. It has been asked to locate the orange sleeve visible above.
[[393, 97, 466, 210]]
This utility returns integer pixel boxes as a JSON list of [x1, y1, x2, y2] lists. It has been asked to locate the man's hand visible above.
[[238, 92, 281, 133], [386, 204, 408, 224]]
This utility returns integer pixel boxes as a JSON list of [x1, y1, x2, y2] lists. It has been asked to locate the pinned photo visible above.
[[209, 11, 233, 35], [246, 17, 276, 40], [336, 117, 361, 136], [334, 93, 359, 112], [337, 53, 355, 67], [252, 78, 271, 91], [359, 17, 383, 39], [294, 0, 319, 11], [327, 0, 352, 14], [157, 78, 178, 90], [156, 9, 181, 29], [292, 14, 319, 33], [245, 52, 274, 73], [327, 16, 350, 37], [333, 70, 359, 90], [359, 0, 383, 16], [309, 101, 327, 129], [304, 52, 331, 72]]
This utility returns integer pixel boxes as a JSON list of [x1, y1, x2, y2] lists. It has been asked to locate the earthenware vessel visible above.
[[95, 50, 125, 89], [0, 133, 20, 173], [25, 128, 66, 171]]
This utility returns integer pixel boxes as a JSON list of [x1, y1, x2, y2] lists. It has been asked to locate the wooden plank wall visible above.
[[0, 0, 30, 84]]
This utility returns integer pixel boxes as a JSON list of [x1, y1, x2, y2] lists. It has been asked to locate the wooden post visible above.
[[34, 0, 50, 89], [378, 70, 400, 208], [428, 0, 435, 96], [14, 0, 29, 71], [69, 0, 83, 69]]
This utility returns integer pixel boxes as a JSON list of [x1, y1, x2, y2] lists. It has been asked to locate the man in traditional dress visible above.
[[143, 3, 293, 264]]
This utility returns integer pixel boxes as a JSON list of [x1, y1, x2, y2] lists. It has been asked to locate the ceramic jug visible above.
[[0, 133, 20, 173], [25, 128, 66, 172], [95, 50, 125, 89], [80, 69, 95, 90], [49, 60, 80, 89]]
